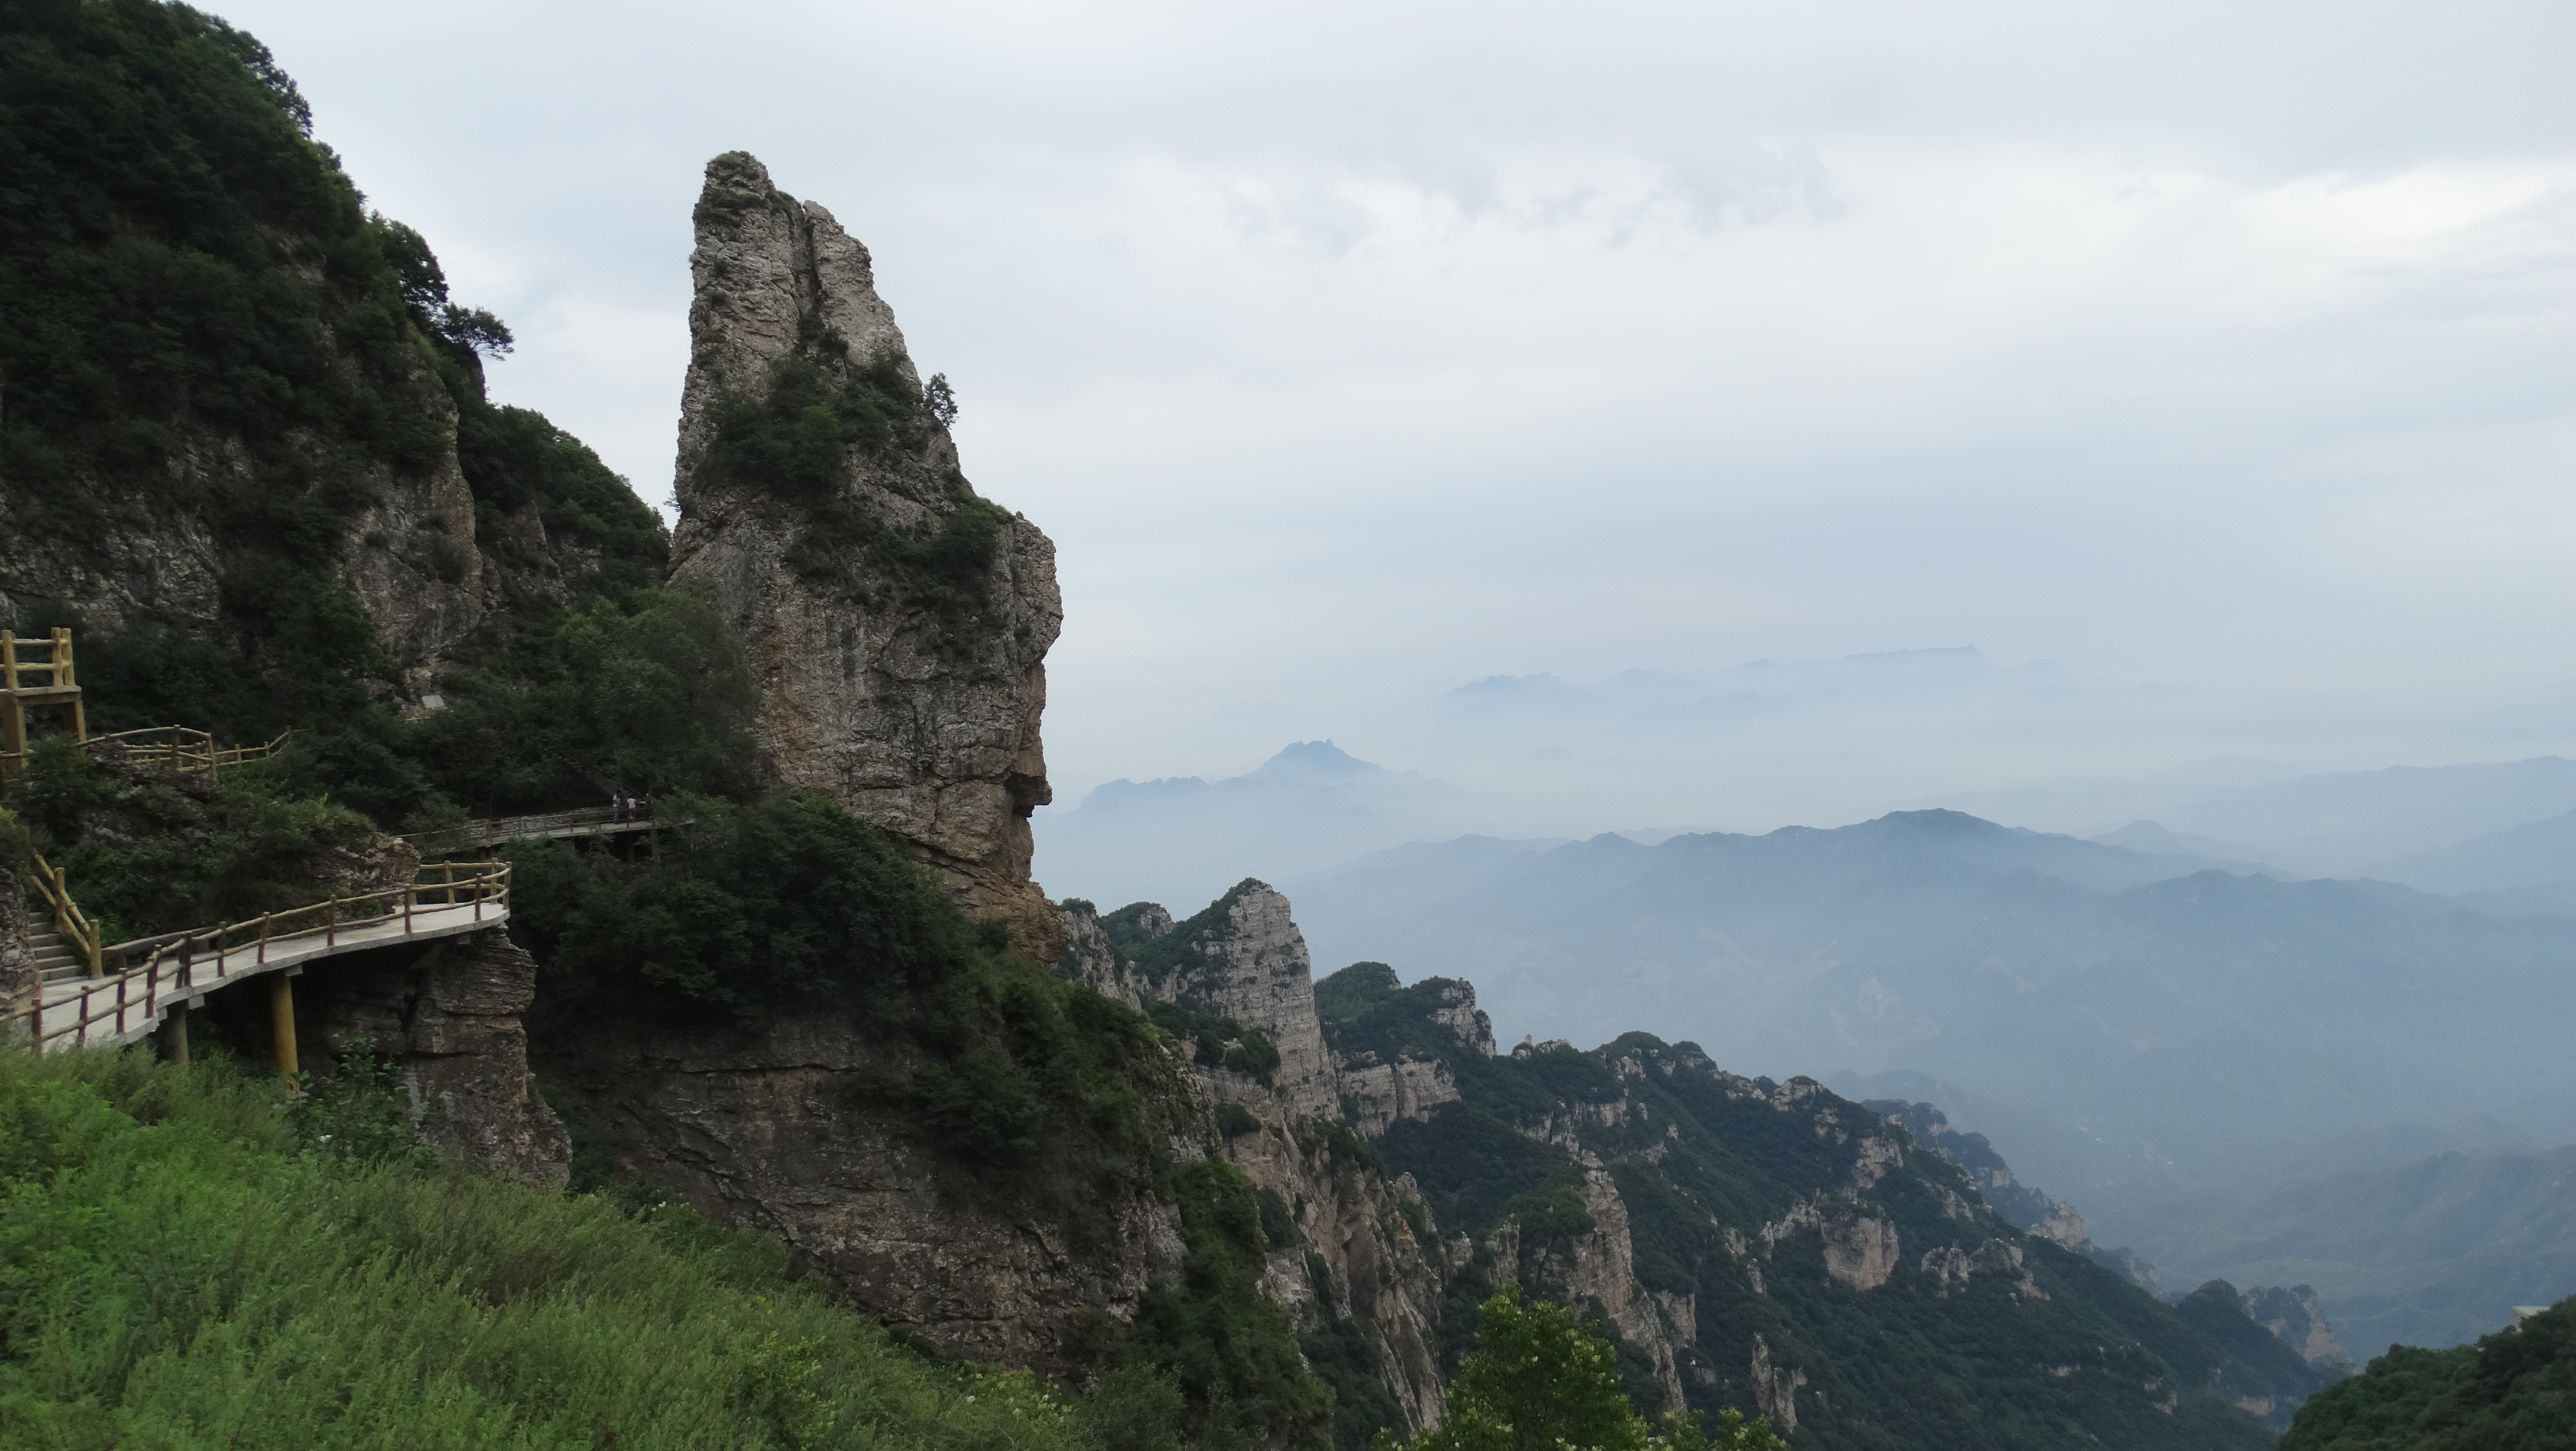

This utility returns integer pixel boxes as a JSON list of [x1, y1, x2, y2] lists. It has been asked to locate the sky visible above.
[[216, 0, 2576, 828]]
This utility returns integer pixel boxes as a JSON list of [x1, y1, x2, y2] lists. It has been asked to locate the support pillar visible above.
[[270, 973, 299, 1087], [160, 1006, 189, 1066]]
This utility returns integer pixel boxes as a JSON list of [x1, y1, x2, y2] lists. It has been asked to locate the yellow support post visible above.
[[270, 974, 300, 1087], [54, 629, 82, 742]]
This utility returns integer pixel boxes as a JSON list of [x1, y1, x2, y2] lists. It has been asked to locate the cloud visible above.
[[216, 0, 2576, 816]]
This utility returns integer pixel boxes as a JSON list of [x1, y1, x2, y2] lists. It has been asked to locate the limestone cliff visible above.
[[298, 927, 571, 1187], [544, 1010, 1202, 1373], [668, 153, 1062, 959], [1059, 886, 1459, 1435]]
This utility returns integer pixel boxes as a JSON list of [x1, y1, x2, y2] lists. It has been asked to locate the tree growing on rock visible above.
[[1384, 1288, 1787, 1451]]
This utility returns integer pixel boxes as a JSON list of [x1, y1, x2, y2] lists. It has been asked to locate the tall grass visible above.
[[0, 1046, 1105, 1449]]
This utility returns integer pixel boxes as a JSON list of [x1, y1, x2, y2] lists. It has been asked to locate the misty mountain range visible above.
[[1038, 727, 2576, 919], [1037, 733, 2576, 1350]]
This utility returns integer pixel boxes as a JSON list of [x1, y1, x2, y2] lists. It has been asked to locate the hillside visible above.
[[2281, 1297, 2576, 1450], [1061, 883, 2336, 1447], [2109, 1145, 2576, 1352], [0, 1043, 1156, 1447]]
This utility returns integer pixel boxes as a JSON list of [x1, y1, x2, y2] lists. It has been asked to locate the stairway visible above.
[[26, 928, 86, 984]]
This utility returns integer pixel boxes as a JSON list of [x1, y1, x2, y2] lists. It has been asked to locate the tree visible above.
[[1383, 1288, 1791, 1451]]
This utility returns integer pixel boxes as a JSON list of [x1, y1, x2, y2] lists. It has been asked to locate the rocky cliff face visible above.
[[668, 153, 1062, 959], [1058, 885, 1460, 1435], [544, 1009, 1201, 1372], [301, 927, 571, 1187]]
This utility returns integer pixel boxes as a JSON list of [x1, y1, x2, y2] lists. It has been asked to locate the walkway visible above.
[[12, 863, 509, 1052], [406, 804, 671, 855]]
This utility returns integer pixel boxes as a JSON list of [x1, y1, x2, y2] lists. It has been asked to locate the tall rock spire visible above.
[[669, 152, 1064, 959]]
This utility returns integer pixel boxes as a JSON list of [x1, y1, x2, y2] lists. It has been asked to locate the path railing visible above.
[[407, 803, 663, 855], [26, 849, 103, 977], [10, 861, 509, 1049], [87, 726, 291, 774]]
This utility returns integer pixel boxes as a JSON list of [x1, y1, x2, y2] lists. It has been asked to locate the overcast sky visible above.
[[218, 0, 2576, 820]]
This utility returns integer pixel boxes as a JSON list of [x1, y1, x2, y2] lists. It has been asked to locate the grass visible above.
[[0, 1044, 1119, 1450]]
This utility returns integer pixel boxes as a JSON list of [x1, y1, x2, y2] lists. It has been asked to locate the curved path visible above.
[[15, 865, 509, 1052]]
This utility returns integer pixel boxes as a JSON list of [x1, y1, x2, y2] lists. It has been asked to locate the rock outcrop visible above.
[[668, 152, 1062, 959], [546, 1009, 1201, 1373], [2246, 1285, 2355, 1373], [300, 928, 571, 1188], [1058, 884, 1459, 1434]]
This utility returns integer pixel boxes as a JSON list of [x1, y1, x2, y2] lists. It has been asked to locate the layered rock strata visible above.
[[667, 152, 1063, 959], [301, 928, 571, 1187], [545, 1013, 1200, 1372]]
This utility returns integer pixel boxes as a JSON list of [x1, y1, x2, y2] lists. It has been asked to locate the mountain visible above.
[[1944, 757, 2576, 880], [1059, 884, 2339, 1446], [2371, 807, 2576, 915], [2089, 820, 2287, 877], [1036, 741, 1495, 912], [1286, 811, 2576, 1199], [2103, 1144, 2576, 1353], [2281, 1297, 2576, 1450]]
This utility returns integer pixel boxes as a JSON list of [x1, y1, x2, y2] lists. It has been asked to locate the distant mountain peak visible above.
[[1252, 740, 1380, 779]]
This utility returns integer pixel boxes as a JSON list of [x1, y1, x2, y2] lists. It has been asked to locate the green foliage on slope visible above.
[[1, 0, 672, 829], [0, 1046, 1118, 1449], [1388, 1289, 1787, 1451], [2281, 1298, 2576, 1450], [1314, 964, 2328, 1451], [1, 738, 377, 942]]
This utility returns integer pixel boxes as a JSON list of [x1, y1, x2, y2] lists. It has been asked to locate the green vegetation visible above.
[[1384, 1289, 1786, 1451], [1146, 998, 1282, 1084], [1126, 1160, 1335, 1451], [2281, 1298, 2575, 1450], [1103, 886, 1263, 987], [1, 0, 671, 829], [412, 586, 761, 816], [690, 300, 1009, 645], [0, 1044, 1137, 1449], [1313, 966, 2321, 1450], [1, 738, 378, 943]]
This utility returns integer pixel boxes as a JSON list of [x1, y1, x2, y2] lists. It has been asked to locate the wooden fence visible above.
[[8, 861, 510, 1049], [25, 850, 103, 977], [86, 726, 291, 774]]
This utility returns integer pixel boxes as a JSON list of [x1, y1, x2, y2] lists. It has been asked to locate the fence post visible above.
[[326, 897, 339, 947]]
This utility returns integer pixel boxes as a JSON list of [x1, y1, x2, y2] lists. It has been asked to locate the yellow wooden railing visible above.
[[25, 849, 104, 977], [11, 862, 510, 1049], [86, 726, 292, 774], [0, 628, 85, 771]]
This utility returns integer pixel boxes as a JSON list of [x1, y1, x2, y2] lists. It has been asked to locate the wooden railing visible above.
[[86, 726, 291, 774], [11, 861, 510, 1049], [407, 802, 663, 854], [26, 849, 103, 977]]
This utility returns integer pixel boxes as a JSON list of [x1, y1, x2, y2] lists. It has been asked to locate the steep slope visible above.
[[2110, 1144, 2576, 1352], [1057, 885, 1458, 1447], [1064, 880, 2334, 1448], [2282, 1297, 2576, 1450], [668, 152, 1062, 958], [0, 0, 665, 814]]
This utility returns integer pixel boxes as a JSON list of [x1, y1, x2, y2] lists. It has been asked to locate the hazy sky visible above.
[[217, 0, 2576, 813]]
